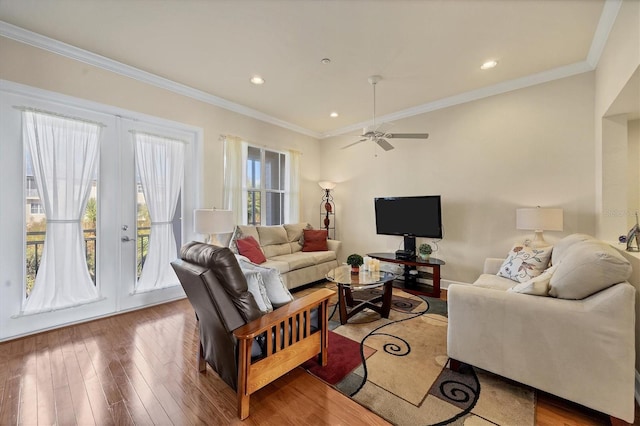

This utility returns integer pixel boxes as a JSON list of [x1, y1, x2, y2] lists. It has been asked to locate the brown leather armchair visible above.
[[171, 241, 333, 419]]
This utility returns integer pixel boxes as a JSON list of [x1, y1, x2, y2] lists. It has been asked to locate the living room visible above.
[[0, 0, 638, 425]]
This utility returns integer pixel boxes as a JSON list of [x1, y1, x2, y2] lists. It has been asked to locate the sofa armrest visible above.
[[483, 257, 504, 274], [447, 282, 636, 422], [327, 239, 341, 254]]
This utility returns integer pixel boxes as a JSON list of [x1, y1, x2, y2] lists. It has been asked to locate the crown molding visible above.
[[587, 0, 623, 68], [0, 20, 321, 139]]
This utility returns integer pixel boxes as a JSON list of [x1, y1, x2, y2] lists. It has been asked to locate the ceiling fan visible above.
[[342, 75, 429, 151]]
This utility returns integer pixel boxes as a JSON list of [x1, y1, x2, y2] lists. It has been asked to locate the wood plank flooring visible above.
[[0, 295, 635, 425]]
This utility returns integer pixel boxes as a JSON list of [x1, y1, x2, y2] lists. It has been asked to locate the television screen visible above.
[[374, 196, 442, 239]]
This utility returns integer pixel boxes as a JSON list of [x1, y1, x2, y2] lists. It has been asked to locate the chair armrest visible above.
[[233, 288, 334, 340], [483, 257, 504, 274]]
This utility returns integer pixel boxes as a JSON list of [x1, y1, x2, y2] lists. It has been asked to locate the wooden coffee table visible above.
[[326, 266, 396, 324]]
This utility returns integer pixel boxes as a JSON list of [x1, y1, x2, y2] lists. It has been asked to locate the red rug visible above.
[[302, 330, 375, 385]]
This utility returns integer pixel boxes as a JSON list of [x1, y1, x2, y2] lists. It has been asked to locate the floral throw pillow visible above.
[[497, 244, 553, 283]]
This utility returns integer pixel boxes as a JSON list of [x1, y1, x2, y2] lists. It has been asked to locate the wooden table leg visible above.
[[338, 284, 348, 325], [433, 265, 441, 298]]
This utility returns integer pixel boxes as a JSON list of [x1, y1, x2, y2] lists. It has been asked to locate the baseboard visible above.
[[636, 370, 640, 405]]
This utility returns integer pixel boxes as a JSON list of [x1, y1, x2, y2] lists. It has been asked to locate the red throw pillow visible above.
[[302, 229, 328, 252], [236, 236, 267, 264]]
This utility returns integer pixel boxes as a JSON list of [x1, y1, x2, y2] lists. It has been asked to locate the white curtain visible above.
[[222, 135, 246, 225], [135, 133, 184, 292], [23, 111, 101, 314], [287, 149, 301, 223]]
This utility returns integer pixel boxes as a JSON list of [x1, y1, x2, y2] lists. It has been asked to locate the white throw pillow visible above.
[[497, 244, 552, 283], [549, 240, 632, 299], [243, 270, 273, 313], [508, 264, 557, 296], [238, 259, 294, 308]]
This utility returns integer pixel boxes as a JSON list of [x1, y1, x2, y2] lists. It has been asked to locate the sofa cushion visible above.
[[229, 225, 259, 254], [270, 252, 318, 270], [549, 240, 632, 299], [497, 244, 552, 283], [302, 229, 328, 251], [257, 225, 289, 246], [283, 222, 311, 243], [551, 233, 594, 266], [473, 274, 515, 291], [236, 236, 267, 264], [237, 259, 294, 308], [507, 265, 557, 296], [311, 250, 337, 264], [261, 259, 291, 274]]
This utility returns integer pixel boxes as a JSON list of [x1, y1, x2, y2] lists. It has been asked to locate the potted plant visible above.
[[346, 253, 364, 273], [418, 243, 432, 260]]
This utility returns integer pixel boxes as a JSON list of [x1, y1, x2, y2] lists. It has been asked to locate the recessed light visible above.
[[250, 75, 265, 85], [321, 58, 331, 64], [480, 60, 498, 70], [330, 112, 339, 118]]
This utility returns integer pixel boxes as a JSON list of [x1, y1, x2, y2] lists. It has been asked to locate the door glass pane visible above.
[[136, 177, 150, 279], [24, 148, 98, 297]]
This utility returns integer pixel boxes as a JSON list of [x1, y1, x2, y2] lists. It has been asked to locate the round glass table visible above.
[[326, 265, 397, 324]]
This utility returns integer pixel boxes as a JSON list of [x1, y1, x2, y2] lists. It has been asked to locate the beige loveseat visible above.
[[447, 234, 635, 423], [230, 223, 341, 290]]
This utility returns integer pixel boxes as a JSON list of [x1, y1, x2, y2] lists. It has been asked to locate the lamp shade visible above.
[[193, 209, 235, 235], [318, 181, 336, 190], [516, 208, 563, 231]]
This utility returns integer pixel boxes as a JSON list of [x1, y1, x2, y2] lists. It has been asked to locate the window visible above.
[[30, 202, 44, 214], [246, 146, 286, 226]]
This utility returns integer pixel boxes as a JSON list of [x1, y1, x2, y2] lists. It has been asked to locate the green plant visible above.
[[419, 243, 432, 255], [346, 253, 364, 267]]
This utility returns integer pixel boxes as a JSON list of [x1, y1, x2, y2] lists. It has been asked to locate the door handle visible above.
[[121, 236, 134, 242]]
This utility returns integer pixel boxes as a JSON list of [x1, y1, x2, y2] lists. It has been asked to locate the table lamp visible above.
[[516, 207, 563, 248], [193, 209, 234, 246]]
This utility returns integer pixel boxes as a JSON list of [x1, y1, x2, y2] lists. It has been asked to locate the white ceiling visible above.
[[0, 0, 610, 137]]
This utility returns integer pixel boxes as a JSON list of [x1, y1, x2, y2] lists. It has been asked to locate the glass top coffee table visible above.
[[326, 265, 397, 324]]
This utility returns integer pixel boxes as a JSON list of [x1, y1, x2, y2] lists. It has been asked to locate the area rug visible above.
[[302, 286, 535, 425]]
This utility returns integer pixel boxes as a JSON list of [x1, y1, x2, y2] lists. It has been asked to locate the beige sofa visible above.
[[447, 234, 635, 423], [230, 223, 341, 290]]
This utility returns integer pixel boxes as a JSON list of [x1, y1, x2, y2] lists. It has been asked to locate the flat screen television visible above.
[[374, 195, 442, 255]]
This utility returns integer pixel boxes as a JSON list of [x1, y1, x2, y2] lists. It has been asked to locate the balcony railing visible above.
[[26, 227, 151, 295]]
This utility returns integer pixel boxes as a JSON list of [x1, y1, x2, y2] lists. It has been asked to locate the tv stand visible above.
[[367, 252, 445, 298], [403, 235, 416, 257]]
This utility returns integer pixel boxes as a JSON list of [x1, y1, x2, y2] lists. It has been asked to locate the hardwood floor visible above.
[[0, 296, 635, 425]]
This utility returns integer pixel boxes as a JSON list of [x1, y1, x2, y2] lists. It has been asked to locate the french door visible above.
[[0, 82, 200, 341]]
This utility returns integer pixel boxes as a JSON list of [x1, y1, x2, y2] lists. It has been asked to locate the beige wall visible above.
[[320, 72, 595, 283], [595, 0, 640, 239], [0, 36, 322, 225], [593, 0, 640, 373]]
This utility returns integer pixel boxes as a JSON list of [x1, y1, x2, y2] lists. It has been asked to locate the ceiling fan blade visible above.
[[385, 133, 429, 139], [341, 139, 367, 150], [376, 138, 395, 151]]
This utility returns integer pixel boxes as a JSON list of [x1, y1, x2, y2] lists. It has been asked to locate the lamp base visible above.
[[205, 234, 224, 247], [526, 230, 551, 248]]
